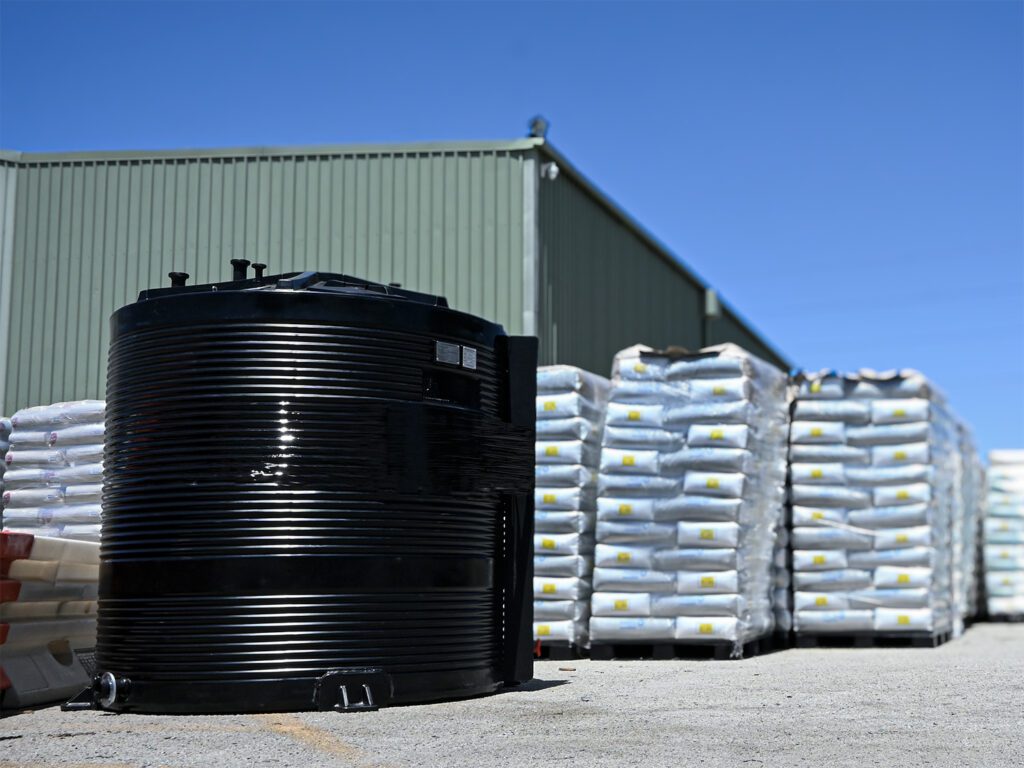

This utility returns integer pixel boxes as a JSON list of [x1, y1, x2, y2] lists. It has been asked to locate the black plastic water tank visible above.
[[87, 268, 536, 714]]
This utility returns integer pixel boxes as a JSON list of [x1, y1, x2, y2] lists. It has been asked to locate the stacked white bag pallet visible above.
[[790, 371, 962, 639], [589, 344, 788, 654], [533, 366, 609, 648], [2, 401, 105, 542], [0, 530, 99, 708], [984, 450, 1024, 618]]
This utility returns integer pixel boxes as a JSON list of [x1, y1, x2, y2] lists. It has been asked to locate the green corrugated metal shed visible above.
[[0, 138, 789, 414]]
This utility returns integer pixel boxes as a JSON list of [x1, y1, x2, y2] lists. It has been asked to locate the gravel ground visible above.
[[3, 623, 1022, 768]]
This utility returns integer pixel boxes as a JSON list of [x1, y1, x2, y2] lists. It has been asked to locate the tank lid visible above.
[[137, 270, 449, 308]]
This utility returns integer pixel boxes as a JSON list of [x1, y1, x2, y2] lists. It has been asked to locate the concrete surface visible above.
[[2, 623, 1022, 768]]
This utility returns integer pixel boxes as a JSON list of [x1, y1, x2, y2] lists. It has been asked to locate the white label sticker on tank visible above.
[[435, 341, 461, 365], [462, 346, 477, 370]]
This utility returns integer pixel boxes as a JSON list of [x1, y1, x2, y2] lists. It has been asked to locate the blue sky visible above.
[[1, 0, 1022, 454]]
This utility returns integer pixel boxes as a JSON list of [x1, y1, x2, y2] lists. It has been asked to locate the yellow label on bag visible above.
[[811, 511, 825, 520], [537, 624, 551, 636], [542, 583, 556, 594], [897, 615, 910, 625], [810, 427, 823, 437], [897, 573, 910, 584], [700, 529, 715, 540], [895, 534, 909, 544], [706, 477, 720, 489], [617, 552, 632, 563], [811, 468, 824, 479], [634, 362, 647, 373], [1000, 522, 1010, 532], [815, 596, 828, 607], [618, 503, 632, 515], [541, 538, 556, 550], [896, 490, 910, 500], [813, 555, 827, 566], [623, 455, 635, 467], [710, 428, 724, 440], [700, 576, 715, 588], [893, 408, 906, 417], [543, 401, 556, 411], [712, 385, 726, 395], [628, 410, 641, 421], [699, 623, 714, 635], [894, 450, 908, 461], [614, 599, 629, 611], [810, 380, 822, 393], [545, 446, 559, 456], [542, 493, 556, 504], [1003, 578, 1012, 587], [1001, 550, 1010, 559]]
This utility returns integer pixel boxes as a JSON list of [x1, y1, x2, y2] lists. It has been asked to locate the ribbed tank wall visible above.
[[96, 282, 535, 713]]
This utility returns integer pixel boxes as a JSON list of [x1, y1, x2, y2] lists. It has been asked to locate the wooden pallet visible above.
[[794, 629, 952, 649], [771, 631, 794, 651], [983, 613, 1024, 624], [589, 633, 781, 661], [533, 640, 585, 661]]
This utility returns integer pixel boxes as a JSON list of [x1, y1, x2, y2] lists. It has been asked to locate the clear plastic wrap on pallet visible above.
[[772, 522, 793, 632], [789, 370, 978, 639], [534, 366, 610, 648], [954, 428, 984, 626], [589, 344, 788, 655], [0, 416, 10, 478], [984, 450, 1024, 618], [2, 401, 105, 543]]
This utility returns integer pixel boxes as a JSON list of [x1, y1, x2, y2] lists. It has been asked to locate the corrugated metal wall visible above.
[[709, 306, 788, 371], [536, 170, 705, 376], [0, 159, 18, 411], [2, 139, 788, 412], [536, 161, 788, 374], [2, 150, 526, 414]]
